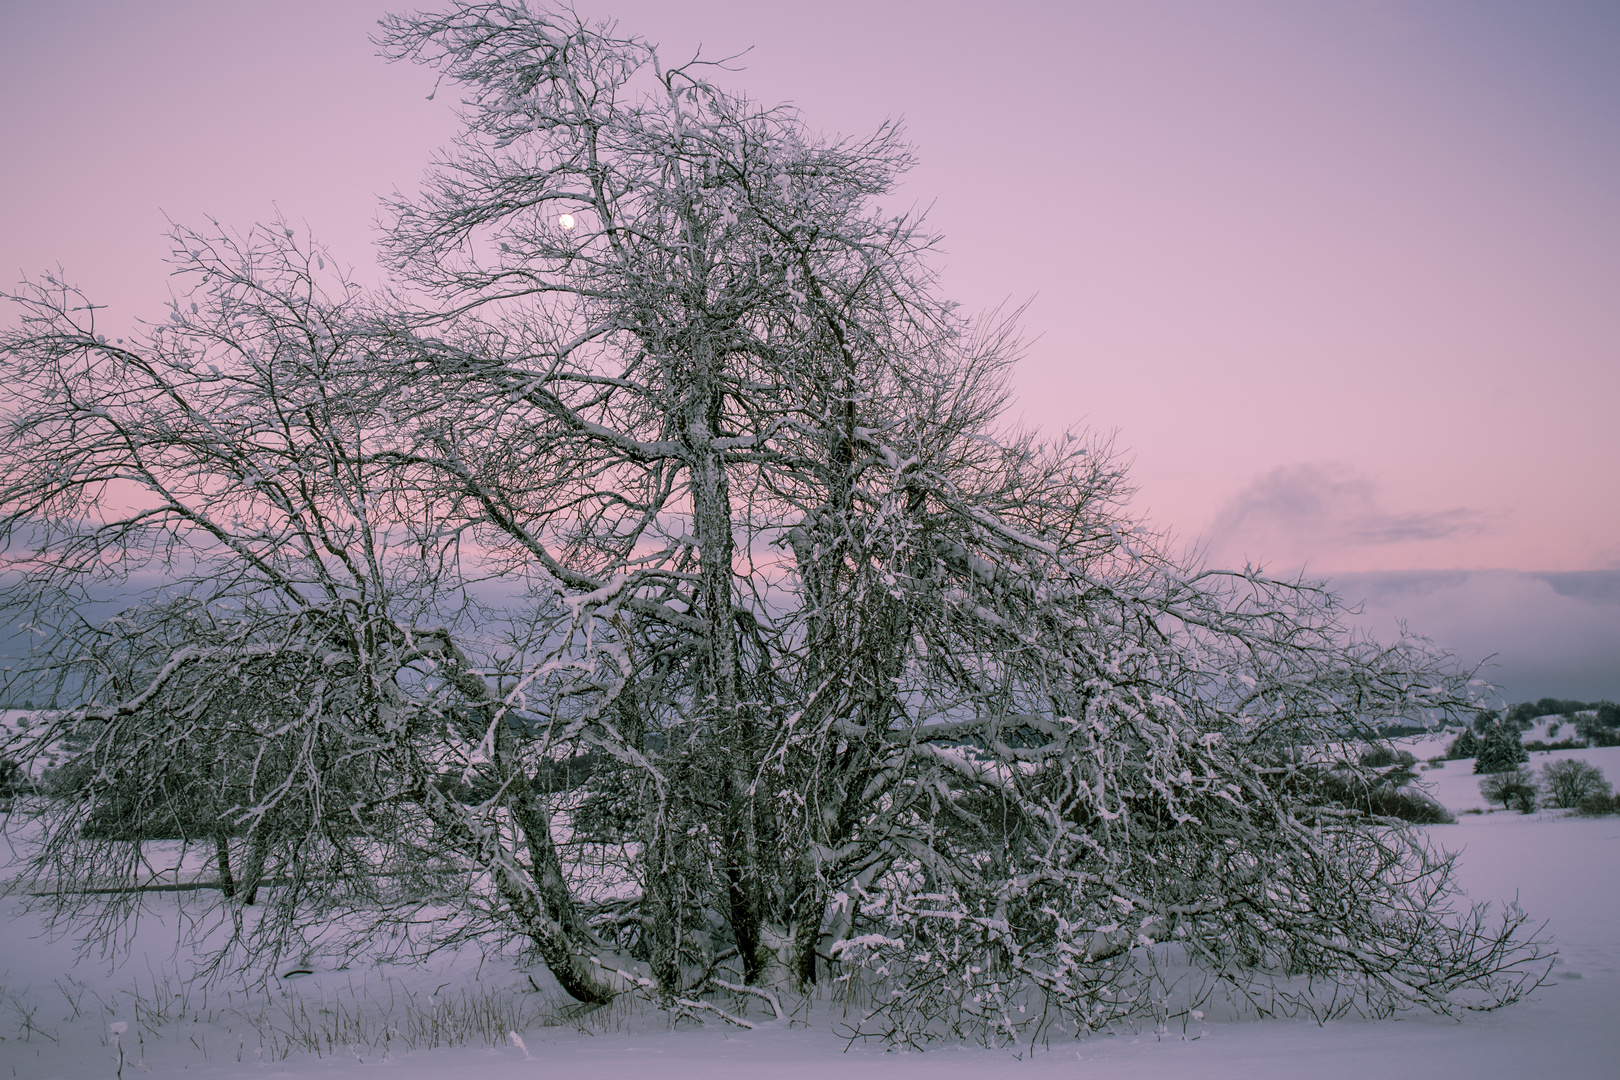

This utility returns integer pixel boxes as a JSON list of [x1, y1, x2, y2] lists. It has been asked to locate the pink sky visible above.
[[2, 1, 1616, 588]]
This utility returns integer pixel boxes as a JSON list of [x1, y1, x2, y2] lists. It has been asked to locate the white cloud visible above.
[[1203, 462, 1493, 572]]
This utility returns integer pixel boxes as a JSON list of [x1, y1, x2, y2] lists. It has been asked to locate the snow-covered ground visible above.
[[2, 743, 1617, 1078]]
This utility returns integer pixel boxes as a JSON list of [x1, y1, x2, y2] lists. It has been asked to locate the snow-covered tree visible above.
[[3, 0, 1548, 1041], [1474, 721, 1530, 775], [1447, 727, 1480, 759]]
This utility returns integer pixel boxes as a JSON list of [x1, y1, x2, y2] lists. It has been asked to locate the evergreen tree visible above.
[[1474, 721, 1530, 774], [1448, 728, 1480, 759]]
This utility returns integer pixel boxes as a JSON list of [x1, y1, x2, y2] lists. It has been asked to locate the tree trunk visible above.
[[240, 828, 269, 905], [214, 832, 236, 899], [645, 805, 684, 998], [683, 332, 768, 982]]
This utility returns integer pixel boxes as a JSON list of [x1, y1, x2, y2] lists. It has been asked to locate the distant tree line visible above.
[[1500, 699, 1620, 732], [1448, 700, 1620, 760]]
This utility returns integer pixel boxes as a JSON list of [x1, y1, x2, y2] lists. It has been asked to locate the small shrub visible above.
[[0, 757, 30, 799], [1358, 745, 1398, 768], [1539, 759, 1612, 809], [1319, 770, 1453, 823], [1376, 750, 1418, 788], [1368, 787, 1454, 824], [1574, 793, 1619, 817]]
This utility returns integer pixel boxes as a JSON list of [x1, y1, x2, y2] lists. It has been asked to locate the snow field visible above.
[[2, 751, 1618, 1078]]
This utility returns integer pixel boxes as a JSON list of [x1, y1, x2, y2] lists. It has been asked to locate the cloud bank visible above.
[[1329, 568, 1620, 704]]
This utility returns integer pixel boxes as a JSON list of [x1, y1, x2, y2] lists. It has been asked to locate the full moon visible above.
[[557, 213, 575, 230]]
